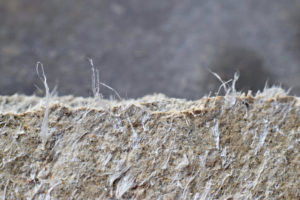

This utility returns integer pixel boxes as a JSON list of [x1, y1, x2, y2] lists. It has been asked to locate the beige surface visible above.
[[0, 88, 299, 199]]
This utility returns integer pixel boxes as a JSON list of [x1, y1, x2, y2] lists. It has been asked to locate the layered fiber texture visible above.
[[0, 89, 299, 199]]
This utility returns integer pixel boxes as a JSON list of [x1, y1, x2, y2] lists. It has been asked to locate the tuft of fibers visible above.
[[36, 62, 50, 143]]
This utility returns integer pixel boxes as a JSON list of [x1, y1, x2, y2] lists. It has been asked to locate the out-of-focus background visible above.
[[1, 0, 300, 99]]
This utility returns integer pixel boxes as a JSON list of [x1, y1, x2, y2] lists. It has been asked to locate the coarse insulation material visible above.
[[0, 88, 299, 199]]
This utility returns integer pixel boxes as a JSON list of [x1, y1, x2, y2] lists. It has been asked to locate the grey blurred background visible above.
[[1, 0, 300, 99]]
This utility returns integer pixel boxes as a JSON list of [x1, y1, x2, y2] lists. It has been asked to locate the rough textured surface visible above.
[[0, 89, 299, 199]]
